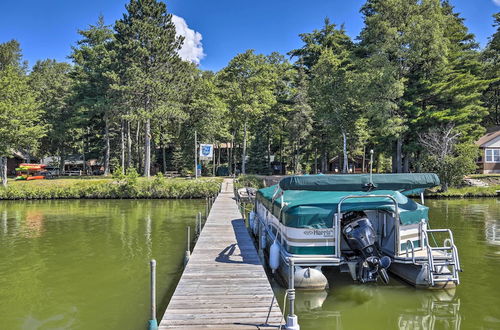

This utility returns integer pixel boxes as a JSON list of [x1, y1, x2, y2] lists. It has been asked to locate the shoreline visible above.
[[0, 177, 222, 200]]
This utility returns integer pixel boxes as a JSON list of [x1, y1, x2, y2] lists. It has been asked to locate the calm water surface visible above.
[[272, 198, 500, 330], [0, 199, 204, 330], [1, 198, 499, 330]]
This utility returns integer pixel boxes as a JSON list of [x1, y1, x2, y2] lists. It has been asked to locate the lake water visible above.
[[272, 198, 500, 330], [0, 199, 205, 330], [0, 198, 499, 330]]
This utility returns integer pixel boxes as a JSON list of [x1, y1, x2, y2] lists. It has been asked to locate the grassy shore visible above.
[[423, 185, 500, 198], [0, 176, 223, 200]]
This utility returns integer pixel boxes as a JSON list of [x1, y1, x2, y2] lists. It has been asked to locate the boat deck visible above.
[[159, 178, 282, 329]]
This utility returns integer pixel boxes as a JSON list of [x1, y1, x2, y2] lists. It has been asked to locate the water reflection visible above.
[[291, 285, 461, 330], [485, 220, 500, 246], [398, 289, 460, 330]]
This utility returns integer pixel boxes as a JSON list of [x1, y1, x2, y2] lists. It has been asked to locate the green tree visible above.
[[0, 42, 44, 186], [310, 45, 358, 173], [30, 59, 76, 171], [482, 13, 500, 126], [218, 50, 277, 175], [71, 15, 115, 175], [113, 0, 184, 177]]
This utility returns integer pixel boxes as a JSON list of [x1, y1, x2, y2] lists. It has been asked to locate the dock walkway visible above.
[[159, 178, 282, 329]]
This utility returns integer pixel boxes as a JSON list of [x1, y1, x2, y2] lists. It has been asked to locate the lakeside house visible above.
[[476, 127, 500, 174], [6, 151, 27, 175]]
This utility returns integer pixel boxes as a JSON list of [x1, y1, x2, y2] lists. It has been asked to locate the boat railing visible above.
[[337, 194, 400, 257], [422, 228, 461, 286], [405, 239, 416, 263]]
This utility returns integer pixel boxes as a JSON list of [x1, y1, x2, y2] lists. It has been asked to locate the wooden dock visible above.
[[159, 178, 282, 329]]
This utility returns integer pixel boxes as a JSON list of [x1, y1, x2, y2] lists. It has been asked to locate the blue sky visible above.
[[0, 0, 498, 72]]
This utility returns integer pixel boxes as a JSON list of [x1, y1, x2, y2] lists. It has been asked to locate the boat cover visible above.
[[278, 173, 439, 192], [256, 185, 428, 228]]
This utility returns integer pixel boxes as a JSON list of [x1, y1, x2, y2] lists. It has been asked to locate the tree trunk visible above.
[[104, 117, 110, 176], [362, 145, 366, 173], [82, 148, 86, 175], [314, 148, 318, 174], [26, 147, 31, 163], [342, 131, 348, 173], [144, 118, 151, 178], [120, 119, 125, 174], [217, 143, 221, 168], [241, 121, 248, 175], [213, 143, 216, 177], [59, 148, 65, 174], [127, 120, 132, 169], [230, 135, 235, 175], [403, 153, 410, 173], [227, 141, 231, 175], [162, 146, 167, 174], [136, 121, 143, 173], [396, 138, 402, 173], [0, 156, 7, 187], [267, 125, 271, 174], [321, 151, 327, 173]]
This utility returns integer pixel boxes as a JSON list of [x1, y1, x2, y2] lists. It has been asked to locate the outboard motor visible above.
[[342, 211, 391, 284]]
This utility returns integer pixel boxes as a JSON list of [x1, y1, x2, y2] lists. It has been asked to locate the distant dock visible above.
[[159, 178, 282, 329]]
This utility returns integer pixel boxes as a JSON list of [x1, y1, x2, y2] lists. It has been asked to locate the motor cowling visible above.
[[342, 212, 391, 284]]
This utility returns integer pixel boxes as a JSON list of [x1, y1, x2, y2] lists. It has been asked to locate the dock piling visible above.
[[286, 258, 300, 330], [148, 259, 158, 330], [184, 227, 190, 266]]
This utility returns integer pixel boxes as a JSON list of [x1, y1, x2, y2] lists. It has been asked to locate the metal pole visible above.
[[195, 130, 198, 179], [198, 211, 202, 234], [369, 149, 374, 182], [148, 259, 158, 330], [286, 258, 299, 330], [184, 227, 190, 266]]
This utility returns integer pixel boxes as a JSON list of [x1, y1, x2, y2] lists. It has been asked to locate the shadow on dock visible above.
[[215, 219, 260, 265]]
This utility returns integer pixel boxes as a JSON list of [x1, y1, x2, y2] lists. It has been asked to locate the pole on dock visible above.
[[286, 258, 299, 330], [148, 259, 158, 330], [194, 130, 198, 179], [184, 227, 191, 266], [198, 211, 202, 233]]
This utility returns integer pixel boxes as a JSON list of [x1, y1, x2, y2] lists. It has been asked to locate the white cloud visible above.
[[493, 0, 500, 6], [172, 15, 205, 65]]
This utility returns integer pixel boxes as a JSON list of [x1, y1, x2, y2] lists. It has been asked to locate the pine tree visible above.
[[114, 0, 184, 177], [71, 15, 115, 175], [482, 13, 500, 126]]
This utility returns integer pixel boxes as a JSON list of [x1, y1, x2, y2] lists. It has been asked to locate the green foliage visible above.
[[419, 143, 478, 191], [0, 177, 222, 200], [29, 59, 76, 161], [482, 13, 500, 126], [234, 175, 265, 189]]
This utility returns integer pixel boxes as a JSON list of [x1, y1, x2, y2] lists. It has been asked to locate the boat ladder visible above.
[[422, 229, 461, 286]]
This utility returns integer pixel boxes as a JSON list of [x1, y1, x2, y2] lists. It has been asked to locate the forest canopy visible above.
[[0, 0, 498, 191]]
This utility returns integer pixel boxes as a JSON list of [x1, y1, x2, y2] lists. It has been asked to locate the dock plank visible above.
[[159, 178, 282, 329]]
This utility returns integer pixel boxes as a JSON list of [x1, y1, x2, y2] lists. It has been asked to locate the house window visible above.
[[485, 149, 500, 163]]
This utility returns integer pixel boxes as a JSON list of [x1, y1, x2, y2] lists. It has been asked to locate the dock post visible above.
[[286, 258, 299, 330], [198, 211, 202, 234], [184, 227, 190, 266], [148, 259, 158, 330], [258, 221, 264, 259]]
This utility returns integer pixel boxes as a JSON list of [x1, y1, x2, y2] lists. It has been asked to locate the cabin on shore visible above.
[[6, 151, 27, 176], [476, 128, 500, 174]]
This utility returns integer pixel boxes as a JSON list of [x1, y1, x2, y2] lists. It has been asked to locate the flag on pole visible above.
[[199, 144, 213, 160]]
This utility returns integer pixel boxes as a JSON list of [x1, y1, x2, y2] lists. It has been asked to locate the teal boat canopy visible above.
[[256, 185, 428, 228], [279, 173, 440, 192]]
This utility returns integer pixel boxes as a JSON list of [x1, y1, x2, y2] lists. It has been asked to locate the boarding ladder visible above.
[[421, 229, 461, 286]]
